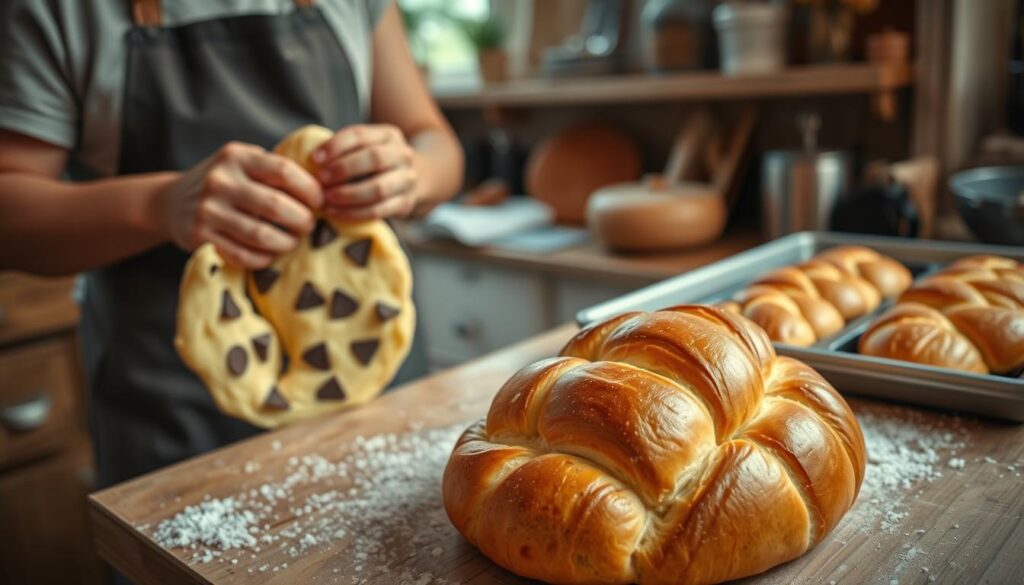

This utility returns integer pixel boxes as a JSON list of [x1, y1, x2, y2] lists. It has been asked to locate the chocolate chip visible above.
[[226, 345, 248, 377], [251, 333, 271, 362], [221, 290, 242, 320], [350, 339, 379, 366], [253, 268, 280, 294], [302, 342, 330, 370], [263, 386, 289, 411], [210, 264, 220, 275], [344, 238, 372, 267], [316, 377, 346, 401], [375, 302, 400, 322], [330, 289, 358, 319], [311, 218, 337, 248], [295, 282, 324, 310]]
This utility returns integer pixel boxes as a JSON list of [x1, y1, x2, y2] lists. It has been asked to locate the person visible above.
[[0, 0, 463, 489]]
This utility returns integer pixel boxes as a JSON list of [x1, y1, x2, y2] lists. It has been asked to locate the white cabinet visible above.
[[412, 255, 551, 368], [411, 253, 641, 369]]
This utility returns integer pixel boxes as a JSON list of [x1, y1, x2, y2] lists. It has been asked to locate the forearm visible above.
[[408, 127, 464, 215], [0, 171, 176, 275]]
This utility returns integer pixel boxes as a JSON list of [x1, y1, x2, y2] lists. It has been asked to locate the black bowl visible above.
[[950, 166, 1024, 246]]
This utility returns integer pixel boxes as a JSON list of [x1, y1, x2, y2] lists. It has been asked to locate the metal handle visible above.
[[453, 320, 482, 342], [0, 393, 53, 433]]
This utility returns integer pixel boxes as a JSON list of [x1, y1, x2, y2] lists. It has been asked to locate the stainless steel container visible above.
[[761, 114, 851, 238], [762, 150, 850, 238]]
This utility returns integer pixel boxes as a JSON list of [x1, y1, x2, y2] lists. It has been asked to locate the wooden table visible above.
[[90, 324, 1024, 585]]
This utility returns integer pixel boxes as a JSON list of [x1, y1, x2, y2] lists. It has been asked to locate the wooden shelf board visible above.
[[433, 63, 914, 109]]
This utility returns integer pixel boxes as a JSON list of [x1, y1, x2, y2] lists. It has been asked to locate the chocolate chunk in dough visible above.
[[316, 377, 346, 401], [330, 290, 359, 319], [226, 345, 248, 376], [295, 282, 325, 310], [311, 218, 337, 248], [253, 268, 280, 294], [375, 302, 400, 322], [344, 238, 373, 267], [221, 290, 242, 320], [302, 342, 330, 370], [209, 264, 220, 276], [263, 386, 289, 411], [251, 333, 272, 362], [350, 339, 380, 366]]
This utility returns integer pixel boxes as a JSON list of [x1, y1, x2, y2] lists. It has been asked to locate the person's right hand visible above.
[[158, 141, 323, 268]]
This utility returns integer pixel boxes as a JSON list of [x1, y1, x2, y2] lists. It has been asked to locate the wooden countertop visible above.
[[90, 323, 1024, 585], [401, 226, 762, 287]]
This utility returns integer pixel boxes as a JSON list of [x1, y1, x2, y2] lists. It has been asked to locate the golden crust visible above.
[[443, 305, 866, 585], [722, 246, 912, 347], [861, 257, 1024, 374]]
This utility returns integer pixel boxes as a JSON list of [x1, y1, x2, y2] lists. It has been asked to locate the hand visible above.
[[159, 141, 323, 268], [313, 124, 419, 220]]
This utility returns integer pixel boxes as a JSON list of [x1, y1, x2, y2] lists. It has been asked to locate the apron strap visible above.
[[130, 0, 316, 27]]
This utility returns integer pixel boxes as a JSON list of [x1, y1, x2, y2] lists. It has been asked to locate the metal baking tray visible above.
[[576, 232, 1024, 421]]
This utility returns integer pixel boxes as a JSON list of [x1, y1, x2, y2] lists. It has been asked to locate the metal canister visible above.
[[761, 113, 851, 239]]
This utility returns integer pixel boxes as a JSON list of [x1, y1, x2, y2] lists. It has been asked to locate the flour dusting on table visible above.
[[149, 423, 466, 584], [842, 405, 969, 534]]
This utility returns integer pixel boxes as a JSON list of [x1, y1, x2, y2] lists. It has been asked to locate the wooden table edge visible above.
[[89, 494, 208, 585]]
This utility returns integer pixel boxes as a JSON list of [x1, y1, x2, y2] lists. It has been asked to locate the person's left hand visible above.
[[312, 124, 418, 220]]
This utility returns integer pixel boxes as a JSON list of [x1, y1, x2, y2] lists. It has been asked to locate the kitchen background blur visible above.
[[1, 0, 1022, 583]]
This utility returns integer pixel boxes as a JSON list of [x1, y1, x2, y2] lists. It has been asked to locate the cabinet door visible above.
[[0, 444, 108, 585], [553, 278, 636, 325], [0, 336, 83, 470], [412, 256, 550, 367]]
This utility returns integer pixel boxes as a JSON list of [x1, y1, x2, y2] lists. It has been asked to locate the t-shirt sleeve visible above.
[[367, 0, 392, 28], [0, 0, 78, 148]]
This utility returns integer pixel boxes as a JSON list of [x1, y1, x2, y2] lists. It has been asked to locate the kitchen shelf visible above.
[[432, 63, 913, 109]]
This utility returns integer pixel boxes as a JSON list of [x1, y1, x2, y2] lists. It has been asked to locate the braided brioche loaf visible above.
[[720, 246, 912, 346], [859, 256, 1024, 374], [443, 306, 866, 585]]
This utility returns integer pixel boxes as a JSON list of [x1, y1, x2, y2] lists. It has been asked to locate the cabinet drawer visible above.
[[0, 273, 78, 346], [0, 336, 82, 469], [413, 256, 550, 365]]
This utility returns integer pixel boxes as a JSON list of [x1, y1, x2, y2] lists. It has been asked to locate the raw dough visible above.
[[175, 126, 416, 427]]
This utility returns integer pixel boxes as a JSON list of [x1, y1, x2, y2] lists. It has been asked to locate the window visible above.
[[399, 0, 491, 78]]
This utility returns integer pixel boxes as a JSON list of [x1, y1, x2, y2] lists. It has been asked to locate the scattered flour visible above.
[[148, 424, 464, 583], [153, 497, 258, 563], [841, 405, 969, 535]]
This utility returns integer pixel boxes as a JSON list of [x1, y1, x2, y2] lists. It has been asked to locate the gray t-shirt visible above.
[[0, 0, 389, 178]]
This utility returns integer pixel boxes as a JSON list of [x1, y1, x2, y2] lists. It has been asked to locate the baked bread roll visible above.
[[722, 245, 912, 346], [175, 126, 416, 427], [859, 255, 1024, 375], [443, 305, 866, 585]]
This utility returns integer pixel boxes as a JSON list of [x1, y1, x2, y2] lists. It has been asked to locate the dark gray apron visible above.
[[81, 0, 424, 489]]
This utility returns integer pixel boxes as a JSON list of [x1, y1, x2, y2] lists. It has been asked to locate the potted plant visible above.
[[796, 0, 878, 63], [460, 14, 508, 83]]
